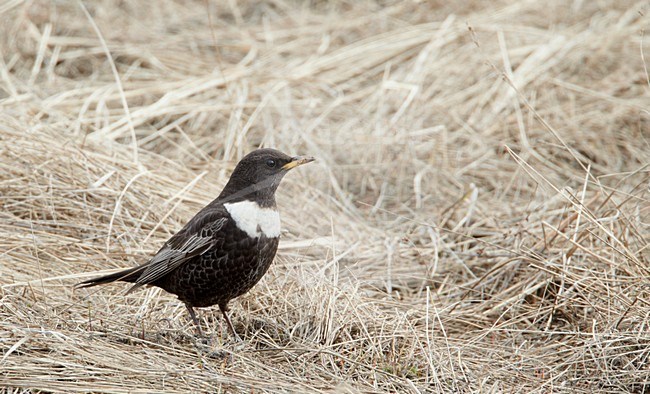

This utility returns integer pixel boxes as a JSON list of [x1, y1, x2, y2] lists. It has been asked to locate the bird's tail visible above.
[[75, 266, 142, 289]]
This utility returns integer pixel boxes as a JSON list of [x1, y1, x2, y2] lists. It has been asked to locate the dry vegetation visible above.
[[0, 0, 649, 392]]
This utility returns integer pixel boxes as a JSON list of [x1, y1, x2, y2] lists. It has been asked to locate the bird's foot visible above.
[[193, 335, 229, 359], [231, 330, 243, 343], [228, 339, 247, 352]]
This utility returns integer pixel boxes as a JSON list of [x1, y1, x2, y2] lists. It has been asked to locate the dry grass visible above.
[[0, 0, 649, 392]]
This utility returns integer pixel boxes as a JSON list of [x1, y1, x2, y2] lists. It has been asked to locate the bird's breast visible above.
[[223, 200, 281, 238]]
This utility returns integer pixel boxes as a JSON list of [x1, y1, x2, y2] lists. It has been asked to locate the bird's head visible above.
[[219, 148, 314, 205]]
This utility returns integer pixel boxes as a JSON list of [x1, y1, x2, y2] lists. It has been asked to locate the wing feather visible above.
[[126, 212, 228, 294]]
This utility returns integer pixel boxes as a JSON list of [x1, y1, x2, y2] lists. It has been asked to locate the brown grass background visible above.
[[1, 0, 649, 392]]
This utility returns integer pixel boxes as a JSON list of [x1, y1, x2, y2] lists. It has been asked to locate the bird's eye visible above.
[[266, 159, 276, 168]]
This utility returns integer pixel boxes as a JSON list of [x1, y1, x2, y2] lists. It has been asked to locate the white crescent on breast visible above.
[[224, 200, 281, 239]]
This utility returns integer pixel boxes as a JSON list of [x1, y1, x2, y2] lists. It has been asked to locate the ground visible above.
[[0, 1, 649, 393]]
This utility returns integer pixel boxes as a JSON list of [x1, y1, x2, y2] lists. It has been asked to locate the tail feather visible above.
[[75, 266, 143, 289]]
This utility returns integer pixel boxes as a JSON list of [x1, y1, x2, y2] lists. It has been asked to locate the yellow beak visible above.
[[281, 155, 315, 170]]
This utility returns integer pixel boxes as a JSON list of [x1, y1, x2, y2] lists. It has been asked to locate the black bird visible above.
[[76, 148, 314, 338]]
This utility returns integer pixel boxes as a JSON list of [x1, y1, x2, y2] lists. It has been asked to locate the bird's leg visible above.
[[219, 303, 241, 341], [184, 303, 203, 337]]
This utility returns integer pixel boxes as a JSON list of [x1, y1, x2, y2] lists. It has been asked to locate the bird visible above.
[[76, 148, 314, 339]]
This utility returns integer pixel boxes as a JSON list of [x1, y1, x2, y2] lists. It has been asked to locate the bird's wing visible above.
[[126, 210, 228, 294]]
